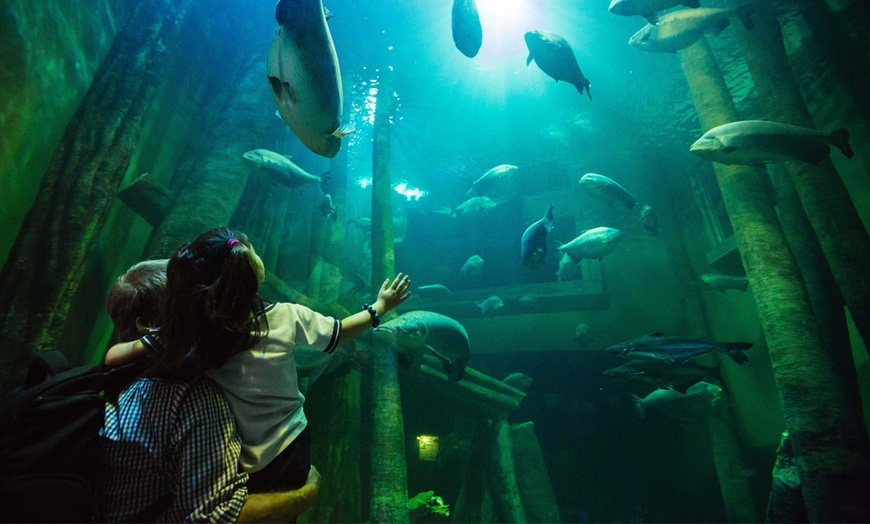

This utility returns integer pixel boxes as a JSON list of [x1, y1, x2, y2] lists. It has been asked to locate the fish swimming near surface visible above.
[[521, 203, 555, 267], [628, 5, 755, 53], [243, 149, 328, 192], [607, 332, 752, 364], [604, 358, 719, 393], [690, 120, 854, 165], [640, 205, 659, 236], [524, 30, 591, 99], [467, 164, 519, 198], [697, 273, 749, 292], [461, 255, 485, 277], [558, 227, 624, 262], [631, 381, 723, 420], [452, 0, 483, 58], [608, 0, 701, 25], [376, 311, 470, 382], [477, 295, 505, 317], [268, 0, 355, 158], [579, 173, 638, 211]]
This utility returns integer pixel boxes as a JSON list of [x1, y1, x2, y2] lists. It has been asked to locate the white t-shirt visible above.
[[206, 302, 340, 473]]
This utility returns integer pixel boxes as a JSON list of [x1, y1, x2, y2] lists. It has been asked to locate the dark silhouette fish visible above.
[[603, 358, 719, 393], [521, 203, 554, 267], [452, 0, 483, 58], [607, 332, 752, 365], [524, 30, 591, 99]]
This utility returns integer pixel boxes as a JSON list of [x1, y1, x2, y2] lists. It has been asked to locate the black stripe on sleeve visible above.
[[324, 319, 341, 354]]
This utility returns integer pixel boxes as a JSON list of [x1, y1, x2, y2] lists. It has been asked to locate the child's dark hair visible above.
[[107, 259, 168, 342], [147, 227, 268, 379]]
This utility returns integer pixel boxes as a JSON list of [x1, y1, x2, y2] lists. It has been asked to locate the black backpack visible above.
[[0, 351, 141, 523]]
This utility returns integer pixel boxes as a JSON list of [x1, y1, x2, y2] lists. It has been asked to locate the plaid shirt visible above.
[[98, 375, 249, 523]]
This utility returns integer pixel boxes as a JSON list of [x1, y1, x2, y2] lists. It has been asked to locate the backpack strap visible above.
[[23, 351, 72, 389]]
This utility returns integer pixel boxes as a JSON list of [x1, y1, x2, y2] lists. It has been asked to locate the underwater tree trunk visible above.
[[303, 372, 363, 524], [732, 0, 870, 366], [787, 0, 870, 122], [318, 147, 349, 303], [0, 0, 193, 390], [678, 37, 870, 522], [142, 55, 270, 259], [765, 431, 808, 523], [488, 419, 527, 523], [368, 74, 409, 524], [510, 422, 561, 524], [706, 395, 760, 522], [453, 421, 496, 523]]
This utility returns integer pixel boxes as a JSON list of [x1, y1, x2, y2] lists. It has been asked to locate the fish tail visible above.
[[726, 350, 750, 365], [830, 128, 854, 159], [631, 394, 646, 419], [736, 3, 756, 31], [332, 123, 356, 138]]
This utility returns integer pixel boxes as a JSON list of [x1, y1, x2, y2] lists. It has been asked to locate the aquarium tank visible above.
[[1, 0, 869, 522]]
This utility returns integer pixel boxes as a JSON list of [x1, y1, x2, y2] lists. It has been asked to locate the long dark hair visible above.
[[146, 227, 268, 380]]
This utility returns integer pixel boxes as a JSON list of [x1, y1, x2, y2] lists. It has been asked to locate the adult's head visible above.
[[107, 259, 169, 343], [149, 227, 268, 379]]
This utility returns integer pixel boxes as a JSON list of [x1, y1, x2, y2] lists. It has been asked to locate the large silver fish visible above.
[[242, 149, 327, 192], [609, 0, 700, 25], [267, 0, 354, 158], [467, 164, 519, 198], [579, 173, 638, 211], [558, 227, 623, 262], [376, 311, 471, 382], [690, 120, 854, 165], [607, 332, 752, 364], [524, 30, 591, 99], [628, 6, 755, 53], [452, 0, 483, 58], [631, 381, 723, 419]]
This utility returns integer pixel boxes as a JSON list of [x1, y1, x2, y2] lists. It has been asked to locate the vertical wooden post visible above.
[[368, 72, 409, 524]]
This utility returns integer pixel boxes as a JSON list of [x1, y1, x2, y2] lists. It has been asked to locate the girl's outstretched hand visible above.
[[376, 273, 412, 313]]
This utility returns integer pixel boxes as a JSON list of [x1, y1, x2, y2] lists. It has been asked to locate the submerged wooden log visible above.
[[678, 37, 870, 522], [510, 422, 561, 523], [706, 394, 760, 522], [732, 0, 870, 360], [765, 431, 808, 523], [368, 72, 409, 524], [0, 0, 193, 390], [407, 354, 526, 420], [117, 173, 172, 227], [142, 54, 271, 259], [488, 419, 527, 523]]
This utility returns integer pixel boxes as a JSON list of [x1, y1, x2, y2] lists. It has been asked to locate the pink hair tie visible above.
[[227, 238, 240, 248]]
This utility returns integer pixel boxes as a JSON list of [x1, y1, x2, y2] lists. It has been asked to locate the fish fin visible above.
[[274, 109, 285, 122], [683, 0, 701, 7], [796, 143, 831, 165], [830, 128, 854, 159], [526, 53, 533, 66], [708, 17, 731, 35], [641, 13, 659, 25], [631, 394, 645, 419], [727, 350, 750, 365], [332, 123, 356, 138]]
